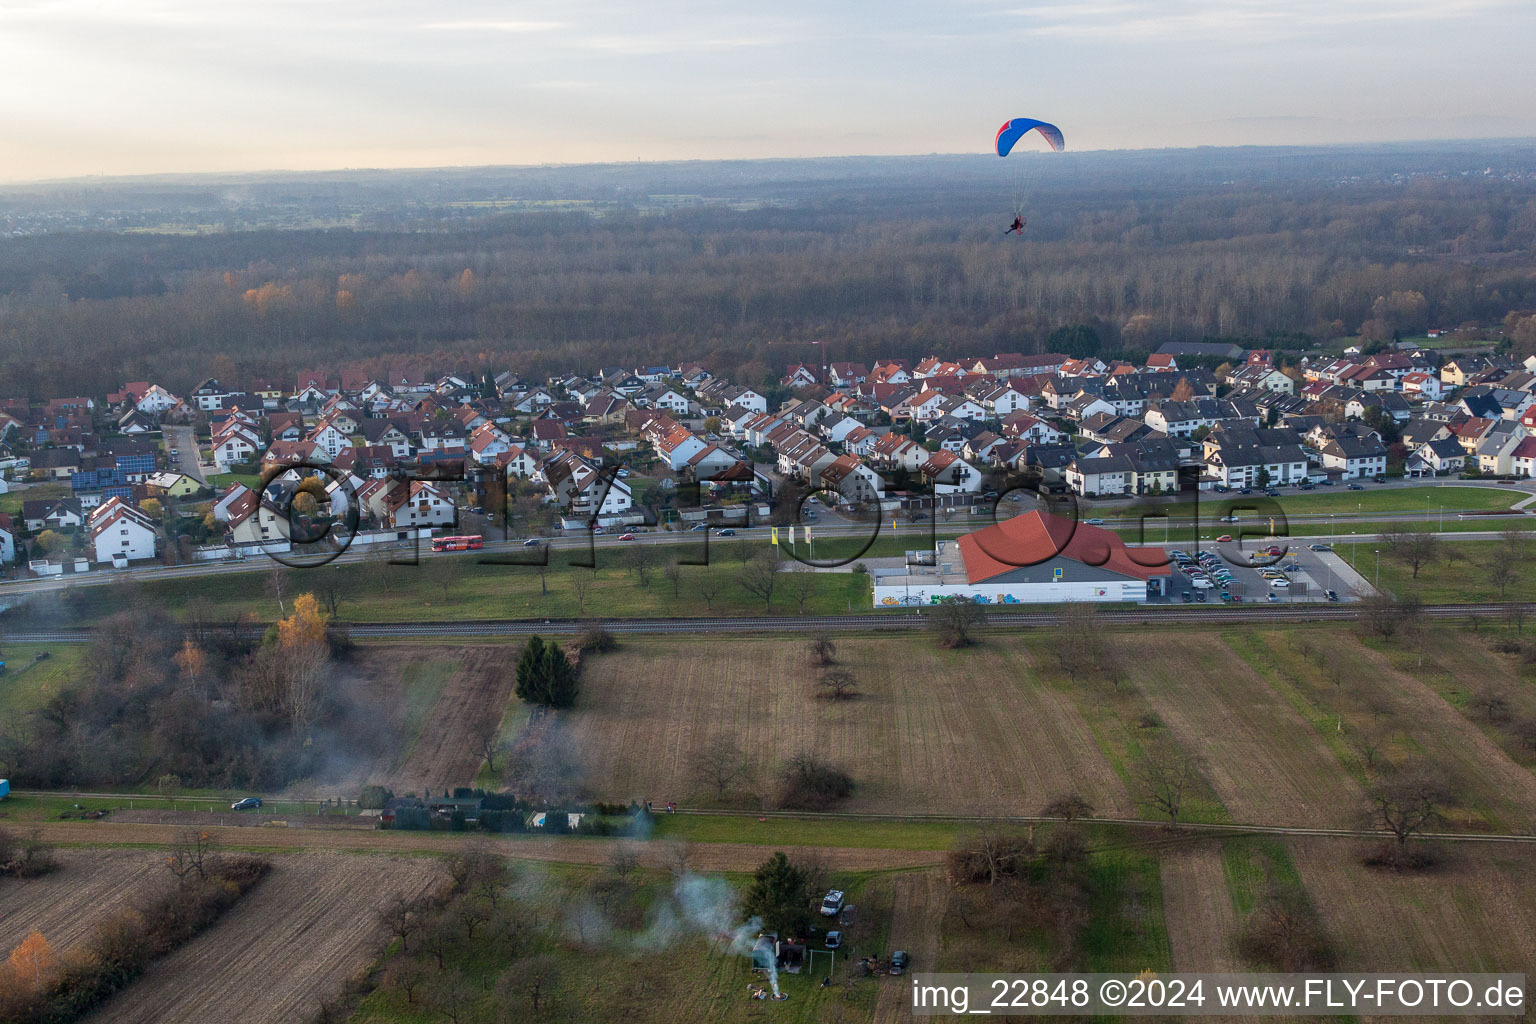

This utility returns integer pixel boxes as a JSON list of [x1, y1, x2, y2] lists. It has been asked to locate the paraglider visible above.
[[995, 117, 1064, 235], [994, 118, 1065, 158]]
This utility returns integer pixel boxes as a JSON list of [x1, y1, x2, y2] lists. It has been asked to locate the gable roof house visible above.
[[88, 496, 158, 564]]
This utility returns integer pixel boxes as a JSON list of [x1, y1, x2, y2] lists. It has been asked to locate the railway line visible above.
[[3, 600, 1529, 644]]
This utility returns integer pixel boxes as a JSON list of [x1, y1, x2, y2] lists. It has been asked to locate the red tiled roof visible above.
[[955, 510, 1170, 584]]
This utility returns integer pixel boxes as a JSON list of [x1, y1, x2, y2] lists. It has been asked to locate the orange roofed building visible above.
[[869, 510, 1170, 607]]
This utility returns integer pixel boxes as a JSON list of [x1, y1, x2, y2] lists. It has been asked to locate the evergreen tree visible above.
[[541, 644, 580, 709], [515, 635, 547, 703], [742, 852, 813, 938]]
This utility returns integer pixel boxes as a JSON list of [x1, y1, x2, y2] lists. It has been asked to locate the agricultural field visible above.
[[0, 850, 171, 954], [89, 854, 442, 1024], [540, 626, 1536, 832], [557, 634, 1132, 817], [285, 645, 513, 798]]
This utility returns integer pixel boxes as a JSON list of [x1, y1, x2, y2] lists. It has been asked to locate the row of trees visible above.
[[6, 167, 1536, 398]]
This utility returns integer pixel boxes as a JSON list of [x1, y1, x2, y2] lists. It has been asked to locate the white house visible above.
[[135, 384, 180, 416], [387, 480, 457, 529], [88, 496, 158, 564], [0, 513, 14, 563], [921, 450, 983, 494], [212, 422, 262, 469], [819, 454, 885, 504], [1318, 436, 1387, 479]]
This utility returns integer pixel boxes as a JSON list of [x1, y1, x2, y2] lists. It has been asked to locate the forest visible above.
[[1, 143, 1535, 397]]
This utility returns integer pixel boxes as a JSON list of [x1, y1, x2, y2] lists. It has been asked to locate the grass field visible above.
[[45, 543, 878, 623], [1342, 539, 1536, 603], [0, 642, 85, 717]]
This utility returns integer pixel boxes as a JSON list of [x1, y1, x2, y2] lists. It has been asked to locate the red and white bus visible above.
[[430, 534, 484, 552]]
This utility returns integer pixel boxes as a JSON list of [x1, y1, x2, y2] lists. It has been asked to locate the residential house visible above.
[[1318, 436, 1388, 479], [542, 451, 634, 517], [921, 450, 983, 493], [22, 497, 84, 532], [88, 496, 158, 564], [386, 480, 457, 529], [1414, 437, 1467, 476]]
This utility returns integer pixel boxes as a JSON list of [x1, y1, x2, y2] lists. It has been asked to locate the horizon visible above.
[[5, 134, 1536, 190]]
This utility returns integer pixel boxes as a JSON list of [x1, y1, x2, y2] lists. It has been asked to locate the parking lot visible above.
[[1163, 539, 1346, 605]]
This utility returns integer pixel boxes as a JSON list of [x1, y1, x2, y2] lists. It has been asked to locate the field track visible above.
[[5, 601, 1533, 644]]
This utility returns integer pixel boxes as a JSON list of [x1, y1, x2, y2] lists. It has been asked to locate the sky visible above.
[[2, 0, 1534, 182]]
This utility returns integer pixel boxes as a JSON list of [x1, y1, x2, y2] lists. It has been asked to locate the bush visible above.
[[1236, 885, 1336, 971], [358, 785, 394, 809], [575, 625, 617, 653], [775, 752, 855, 810]]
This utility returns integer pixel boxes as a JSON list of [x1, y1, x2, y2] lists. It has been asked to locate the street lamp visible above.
[[1374, 548, 1380, 590]]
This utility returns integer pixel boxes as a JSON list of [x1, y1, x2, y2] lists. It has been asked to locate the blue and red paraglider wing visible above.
[[995, 118, 1065, 157]]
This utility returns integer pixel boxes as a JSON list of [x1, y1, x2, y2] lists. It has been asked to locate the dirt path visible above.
[[874, 871, 949, 1024], [86, 855, 440, 1024], [31, 819, 946, 872]]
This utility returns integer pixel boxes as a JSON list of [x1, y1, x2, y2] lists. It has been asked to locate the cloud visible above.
[[419, 18, 566, 32]]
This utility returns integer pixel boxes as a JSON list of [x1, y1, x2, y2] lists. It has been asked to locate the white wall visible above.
[[873, 578, 1147, 607]]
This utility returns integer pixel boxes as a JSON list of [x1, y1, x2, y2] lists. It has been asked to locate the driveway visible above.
[[162, 425, 209, 485]]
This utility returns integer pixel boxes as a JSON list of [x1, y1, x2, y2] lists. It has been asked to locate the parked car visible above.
[[1326, 589, 1341, 602], [1267, 592, 1281, 602], [820, 890, 845, 917], [1181, 591, 1193, 603], [1269, 578, 1289, 588], [890, 951, 909, 975], [718, 528, 736, 536], [231, 797, 262, 811], [1194, 590, 1207, 602], [825, 931, 841, 949]]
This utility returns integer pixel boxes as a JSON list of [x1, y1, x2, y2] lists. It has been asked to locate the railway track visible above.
[[3, 601, 1529, 644]]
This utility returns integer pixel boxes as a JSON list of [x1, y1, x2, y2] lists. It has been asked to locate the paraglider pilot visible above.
[[1005, 215, 1024, 235]]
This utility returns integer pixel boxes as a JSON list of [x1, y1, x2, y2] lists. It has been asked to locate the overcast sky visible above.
[[2, 0, 1534, 182]]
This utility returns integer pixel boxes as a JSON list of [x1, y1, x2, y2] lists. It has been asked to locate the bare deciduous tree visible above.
[[738, 553, 778, 611], [1040, 793, 1095, 822], [1380, 527, 1440, 580], [785, 568, 818, 614], [808, 633, 837, 666], [689, 733, 751, 800], [1367, 765, 1452, 863], [930, 596, 984, 649], [1132, 744, 1205, 827], [817, 667, 859, 700]]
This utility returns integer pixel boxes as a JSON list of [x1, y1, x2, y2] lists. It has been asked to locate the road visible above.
[[162, 424, 209, 485], [4, 601, 1530, 644]]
